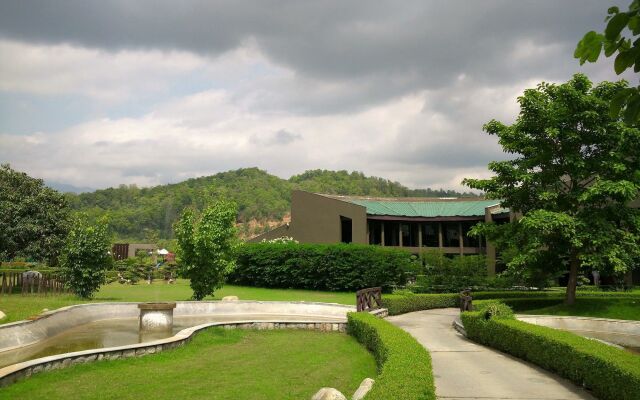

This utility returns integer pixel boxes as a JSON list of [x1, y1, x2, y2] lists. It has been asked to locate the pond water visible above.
[[0, 314, 341, 369], [564, 329, 640, 355]]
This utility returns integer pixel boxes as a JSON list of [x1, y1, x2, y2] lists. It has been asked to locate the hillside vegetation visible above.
[[66, 168, 478, 240]]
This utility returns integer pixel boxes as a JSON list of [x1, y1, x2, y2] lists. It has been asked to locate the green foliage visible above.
[[461, 303, 640, 400], [230, 242, 416, 292], [416, 250, 488, 292], [464, 74, 640, 304], [575, 1, 640, 123], [175, 200, 239, 300], [60, 216, 113, 299], [0, 164, 72, 264], [347, 312, 436, 400], [381, 293, 459, 315], [65, 168, 478, 241]]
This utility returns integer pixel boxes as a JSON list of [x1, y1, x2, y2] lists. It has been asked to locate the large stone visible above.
[[222, 296, 239, 301], [0, 310, 5, 320], [311, 388, 346, 400], [352, 378, 375, 400]]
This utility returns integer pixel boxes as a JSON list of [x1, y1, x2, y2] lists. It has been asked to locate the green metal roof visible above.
[[347, 199, 504, 218]]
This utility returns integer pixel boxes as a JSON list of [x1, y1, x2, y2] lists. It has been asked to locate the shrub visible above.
[[175, 201, 239, 300], [229, 243, 417, 292], [60, 216, 113, 299], [461, 303, 640, 400], [381, 293, 458, 315], [347, 312, 436, 400], [416, 250, 488, 292]]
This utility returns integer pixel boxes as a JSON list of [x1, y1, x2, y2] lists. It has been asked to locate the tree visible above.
[[0, 164, 71, 264], [464, 74, 640, 305], [174, 200, 239, 300], [60, 216, 113, 299], [575, 1, 640, 123]]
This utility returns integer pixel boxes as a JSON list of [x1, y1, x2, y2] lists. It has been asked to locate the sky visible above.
[[0, 0, 633, 192]]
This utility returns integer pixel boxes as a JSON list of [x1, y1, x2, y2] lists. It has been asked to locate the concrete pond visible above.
[[0, 300, 356, 370], [517, 314, 640, 353]]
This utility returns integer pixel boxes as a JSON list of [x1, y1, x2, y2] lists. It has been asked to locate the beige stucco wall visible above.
[[288, 191, 368, 244]]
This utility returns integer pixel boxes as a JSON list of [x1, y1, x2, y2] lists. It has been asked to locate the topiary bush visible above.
[[347, 312, 436, 400], [229, 243, 417, 292], [461, 302, 640, 400]]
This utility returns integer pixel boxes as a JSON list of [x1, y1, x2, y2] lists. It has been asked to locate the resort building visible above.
[[251, 191, 511, 274]]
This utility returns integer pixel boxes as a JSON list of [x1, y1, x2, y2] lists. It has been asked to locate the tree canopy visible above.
[[0, 164, 71, 264], [575, 1, 640, 123], [464, 74, 640, 304]]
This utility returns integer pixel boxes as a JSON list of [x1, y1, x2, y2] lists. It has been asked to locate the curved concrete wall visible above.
[[0, 301, 355, 352], [517, 314, 640, 348]]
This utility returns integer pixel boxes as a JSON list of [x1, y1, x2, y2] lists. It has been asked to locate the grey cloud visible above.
[[251, 129, 302, 146]]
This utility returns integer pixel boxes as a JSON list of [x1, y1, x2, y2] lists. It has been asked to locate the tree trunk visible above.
[[565, 251, 579, 305]]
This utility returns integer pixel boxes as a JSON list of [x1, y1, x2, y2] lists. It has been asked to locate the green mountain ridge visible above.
[[66, 168, 479, 240]]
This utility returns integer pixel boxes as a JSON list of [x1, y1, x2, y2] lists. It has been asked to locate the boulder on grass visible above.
[[222, 296, 239, 301], [311, 388, 346, 400], [352, 378, 375, 400], [0, 310, 5, 320]]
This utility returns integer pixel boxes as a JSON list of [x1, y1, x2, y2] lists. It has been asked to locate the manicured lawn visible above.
[[522, 298, 640, 321], [0, 280, 355, 324], [0, 328, 377, 400]]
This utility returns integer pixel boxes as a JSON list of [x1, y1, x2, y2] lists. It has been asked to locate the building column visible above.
[[366, 221, 370, 244], [458, 222, 464, 256], [485, 208, 496, 276], [381, 222, 385, 246], [438, 222, 443, 249], [418, 223, 423, 248], [398, 224, 403, 247]]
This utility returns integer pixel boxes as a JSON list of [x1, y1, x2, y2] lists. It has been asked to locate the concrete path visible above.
[[387, 308, 596, 400]]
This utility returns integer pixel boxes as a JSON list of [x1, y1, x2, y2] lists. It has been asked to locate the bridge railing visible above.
[[356, 287, 382, 312]]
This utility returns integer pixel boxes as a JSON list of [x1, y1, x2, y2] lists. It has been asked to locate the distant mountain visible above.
[[46, 181, 95, 194], [66, 168, 479, 240]]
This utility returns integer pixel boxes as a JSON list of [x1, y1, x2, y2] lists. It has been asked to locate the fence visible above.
[[0, 272, 68, 296]]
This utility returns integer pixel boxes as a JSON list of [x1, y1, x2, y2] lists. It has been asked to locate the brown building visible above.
[[250, 191, 510, 274]]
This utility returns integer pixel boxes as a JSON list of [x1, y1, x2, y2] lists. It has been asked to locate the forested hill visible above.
[[66, 168, 479, 240]]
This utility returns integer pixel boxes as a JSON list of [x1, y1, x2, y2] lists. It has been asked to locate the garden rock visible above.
[[311, 388, 346, 400], [222, 296, 239, 301], [352, 378, 375, 400], [0, 310, 5, 320]]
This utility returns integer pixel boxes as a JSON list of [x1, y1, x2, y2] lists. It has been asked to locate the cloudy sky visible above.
[[0, 0, 632, 191]]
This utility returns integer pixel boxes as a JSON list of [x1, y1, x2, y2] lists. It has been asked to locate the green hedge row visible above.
[[381, 293, 459, 315], [229, 243, 415, 292], [347, 312, 436, 400], [461, 303, 640, 400]]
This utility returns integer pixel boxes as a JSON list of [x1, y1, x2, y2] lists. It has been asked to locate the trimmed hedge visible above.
[[381, 293, 459, 315], [461, 303, 640, 400], [230, 243, 416, 291], [347, 312, 436, 400]]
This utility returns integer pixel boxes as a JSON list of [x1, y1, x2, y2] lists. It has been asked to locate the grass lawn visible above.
[[0, 328, 377, 400], [0, 279, 355, 324], [522, 297, 640, 321]]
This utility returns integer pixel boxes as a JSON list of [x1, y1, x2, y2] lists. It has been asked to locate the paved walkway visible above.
[[387, 308, 596, 400]]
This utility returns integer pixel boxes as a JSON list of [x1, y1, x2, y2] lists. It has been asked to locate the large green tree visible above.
[[60, 216, 113, 299], [464, 74, 640, 304], [575, 1, 640, 123], [174, 200, 238, 300], [0, 164, 71, 264]]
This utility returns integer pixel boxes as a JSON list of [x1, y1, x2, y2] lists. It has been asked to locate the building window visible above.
[[443, 222, 460, 247], [401, 223, 419, 247], [462, 221, 480, 247], [383, 222, 399, 246], [421, 223, 439, 247], [368, 220, 382, 245], [340, 216, 352, 243]]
